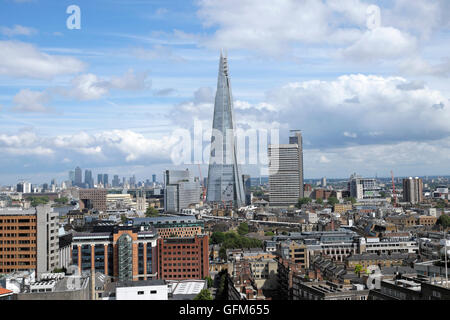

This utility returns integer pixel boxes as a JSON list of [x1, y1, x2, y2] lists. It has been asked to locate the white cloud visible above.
[[11, 89, 51, 113], [0, 25, 37, 37], [0, 40, 86, 79]]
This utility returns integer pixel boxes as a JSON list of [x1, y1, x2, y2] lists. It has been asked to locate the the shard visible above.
[[206, 51, 245, 208]]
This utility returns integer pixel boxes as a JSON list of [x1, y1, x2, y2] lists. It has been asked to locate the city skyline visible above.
[[0, 0, 449, 185]]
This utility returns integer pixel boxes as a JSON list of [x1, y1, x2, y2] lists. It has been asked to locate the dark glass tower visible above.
[[206, 52, 245, 208]]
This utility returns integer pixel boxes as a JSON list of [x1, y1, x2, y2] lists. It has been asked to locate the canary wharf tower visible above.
[[206, 52, 245, 208]]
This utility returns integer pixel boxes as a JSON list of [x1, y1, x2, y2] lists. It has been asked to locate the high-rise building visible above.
[[97, 174, 103, 185], [322, 177, 327, 187], [152, 174, 156, 183], [242, 174, 251, 206], [74, 167, 82, 186], [348, 173, 381, 200], [206, 52, 245, 208], [84, 170, 93, 189], [164, 169, 201, 213], [17, 181, 32, 194], [403, 177, 423, 204], [268, 131, 304, 207], [69, 170, 75, 184], [103, 174, 109, 187], [113, 175, 120, 187], [0, 205, 59, 276]]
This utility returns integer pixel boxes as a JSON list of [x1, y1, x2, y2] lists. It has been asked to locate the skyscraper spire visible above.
[[206, 52, 245, 208]]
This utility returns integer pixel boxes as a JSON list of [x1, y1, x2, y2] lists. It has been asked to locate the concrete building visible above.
[[293, 280, 369, 300], [79, 189, 107, 212], [132, 216, 204, 239], [114, 279, 168, 300], [268, 131, 304, 207], [348, 174, 381, 200], [0, 205, 59, 277], [164, 169, 201, 213], [403, 177, 423, 204]]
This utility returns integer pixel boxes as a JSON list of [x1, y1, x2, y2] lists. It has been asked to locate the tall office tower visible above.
[[206, 52, 245, 208], [17, 181, 32, 194], [113, 175, 120, 187], [268, 131, 304, 207], [84, 170, 93, 188], [130, 175, 136, 188], [74, 166, 82, 186], [403, 177, 423, 204], [152, 174, 156, 183], [164, 169, 201, 213], [103, 174, 109, 187], [98, 174, 103, 185], [322, 177, 327, 187], [0, 205, 59, 276], [69, 170, 75, 184]]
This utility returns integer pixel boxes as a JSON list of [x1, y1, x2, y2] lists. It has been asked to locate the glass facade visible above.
[[118, 234, 133, 281], [206, 52, 245, 208]]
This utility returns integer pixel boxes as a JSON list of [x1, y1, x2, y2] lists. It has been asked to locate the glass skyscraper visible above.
[[206, 52, 245, 208]]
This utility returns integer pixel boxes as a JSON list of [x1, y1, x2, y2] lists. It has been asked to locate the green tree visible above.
[[219, 247, 227, 261], [120, 214, 127, 224], [316, 198, 324, 205], [237, 222, 249, 236], [345, 197, 357, 204], [27, 196, 49, 207], [436, 200, 446, 209], [264, 231, 275, 237], [145, 206, 159, 217], [54, 197, 68, 204], [194, 289, 213, 300], [204, 276, 213, 288], [327, 196, 339, 206], [437, 214, 450, 229], [211, 232, 225, 244], [354, 264, 364, 276], [296, 197, 312, 208]]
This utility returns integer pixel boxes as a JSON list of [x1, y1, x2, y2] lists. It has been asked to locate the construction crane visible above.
[[391, 170, 397, 207], [198, 164, 206, 201]]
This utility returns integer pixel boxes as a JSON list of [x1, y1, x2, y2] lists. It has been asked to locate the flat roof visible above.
[[116, 279, 166, 288]]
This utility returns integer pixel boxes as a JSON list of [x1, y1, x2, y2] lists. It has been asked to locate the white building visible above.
[[115, 280, 169, 300]]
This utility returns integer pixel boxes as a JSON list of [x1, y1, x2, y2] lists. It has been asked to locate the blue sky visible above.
[[0, 0, 449, 185]]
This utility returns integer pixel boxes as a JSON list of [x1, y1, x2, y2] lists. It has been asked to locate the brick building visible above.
[[157, 235, 209, 280], [79, 189, 107, 212]]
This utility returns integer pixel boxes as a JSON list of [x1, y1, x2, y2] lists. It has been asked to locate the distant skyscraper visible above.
[[322, 177, 327, 187], [85, 170, 93, 188], [268, 131, 304, 207], [113, 175, 120, 187], [74, 167, 82, 186], [152, 174, 156, 183], [403, 177, 423, 204], [206, 51, 245, 208], [103, 174, 109, 187], [69, 170, 75, 184], [98, 174, 103, 185], [164, 169, 201, 213], [17, 181, 31, 194], [348, 173, 381, 200]]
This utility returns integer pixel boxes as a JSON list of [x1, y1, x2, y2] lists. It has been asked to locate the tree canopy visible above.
[[327, 196, 339, 206], [237, 222, 249, 236], [316, 198, 324, 205], [437, 214, 450, 229], [27, 196, 49, 207], [194, 289, 212, 300], [296, 197, 312, 208], [145, 206, 159, 217]]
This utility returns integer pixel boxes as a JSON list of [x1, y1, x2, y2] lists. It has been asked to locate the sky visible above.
[[0, 0, 449, 185]]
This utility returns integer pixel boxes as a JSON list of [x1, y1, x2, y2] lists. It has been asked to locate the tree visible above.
[[194, 289, 212, 300], [345, 197, 357, 204], [327, 196, 339, 206], [237, 222, 249, 236], [120, 214, 127, 224], [54, 197, 68, 204], [145, 206, 159, 217], [437, 214, 450, 229], [219, 247, 227, 261], [265, 231, 275, 237], [354, 264, 364, 276], [27, 196, 49, 207], [296, 197, 312, 208], [211, 232, 226, 244], [204, 276, 213, 288], [316, 198, 323, 205]]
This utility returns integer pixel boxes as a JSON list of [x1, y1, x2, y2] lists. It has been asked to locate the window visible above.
[[137, 291, 144, 295], [150, 290, 157, 294]]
